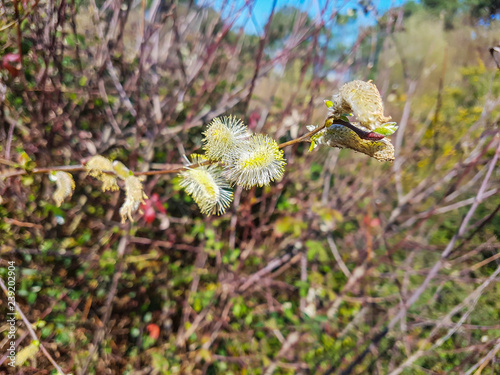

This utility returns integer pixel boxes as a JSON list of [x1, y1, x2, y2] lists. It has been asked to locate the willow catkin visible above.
[[329, 80, 392, 131], [16, 340, 40, 366], [51, 171, 75, 207], [85, 155, 119, 192]]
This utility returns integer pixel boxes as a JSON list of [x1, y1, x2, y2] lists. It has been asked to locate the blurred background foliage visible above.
[[0, 0, 499, 374]]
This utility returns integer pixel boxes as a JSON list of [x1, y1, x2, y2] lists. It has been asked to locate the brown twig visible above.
[[277, 123, 327, 149], [3, 218, 43, 229], [12, 0, 23, 65]]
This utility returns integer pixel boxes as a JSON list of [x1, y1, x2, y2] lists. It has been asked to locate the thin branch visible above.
[[277, 123, 327, 149], [327, 234, 351, 278]]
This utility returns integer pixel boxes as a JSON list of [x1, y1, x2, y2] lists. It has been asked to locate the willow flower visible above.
[[120, 175, 147, 223], [329, 80, 392, 130], [308, 124, 395, 162], [50, 171, 75, 207], [202, 116, 249, 161], [224, 134, 286, 189], [85, 155, 119, 192], [179, 155, 233, 215], [16, 340, 40, 366]]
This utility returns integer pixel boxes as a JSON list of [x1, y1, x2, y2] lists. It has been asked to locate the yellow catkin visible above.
[[330, 80, 392, 130], [16, 340, 40, 366], [85, 155, 119, 192], [179, 154, 233, 215], [51, 171, 76, 207], [112, 160, 132, 180], [202, 116, 249, 162], [224, 134, 286, 189], [119, 175, 147, 223]]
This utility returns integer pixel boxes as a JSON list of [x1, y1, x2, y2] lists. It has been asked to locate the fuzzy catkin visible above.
[[85, 155, 119, 192], [119, 175, 147, 223], [223, 134, 286, 189], [16, 341, 40, 366], [51, 171, 75, 207], [202, 116, 249, 162], [329, 80, 392, 131], [179, 155, 233, 215]]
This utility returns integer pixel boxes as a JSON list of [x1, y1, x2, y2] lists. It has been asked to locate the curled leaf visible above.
[[50, 171, 75, 207], [373, 122, 398, 136]]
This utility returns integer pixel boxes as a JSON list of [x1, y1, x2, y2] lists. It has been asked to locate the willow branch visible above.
[[277, 123, 327, 149], [0, 162, 209, 179], [0, 118, 381, 180]]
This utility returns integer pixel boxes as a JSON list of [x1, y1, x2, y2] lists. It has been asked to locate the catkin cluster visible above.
[[179, 116, 287, 215]]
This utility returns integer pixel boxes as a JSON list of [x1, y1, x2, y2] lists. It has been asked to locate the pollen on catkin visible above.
[[329, 80, 391, 130], [16, 340, 40, 366], [85, 155, 119, 192], [202, 116, 249, 161], [119, 175, 148, 223], [50, 171, 75, 207], [224, 134, 286, 189], [179, 154, 233, 215]]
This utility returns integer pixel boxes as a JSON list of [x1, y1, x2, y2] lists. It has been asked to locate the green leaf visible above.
[[373, 122, 398, 136]]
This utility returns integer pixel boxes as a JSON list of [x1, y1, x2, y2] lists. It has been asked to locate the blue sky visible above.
[[197, 0, 409, 36]]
